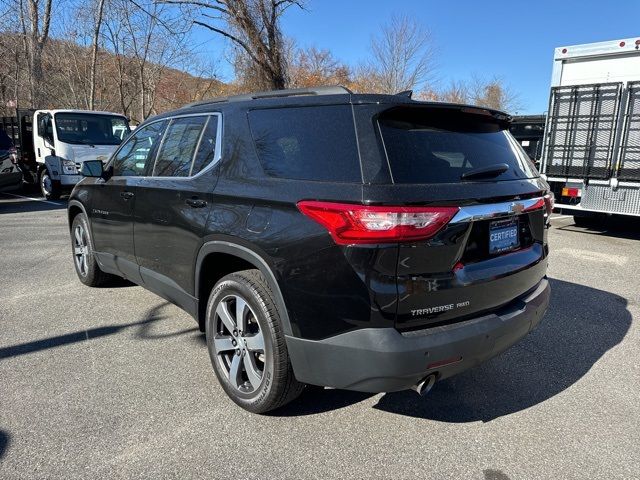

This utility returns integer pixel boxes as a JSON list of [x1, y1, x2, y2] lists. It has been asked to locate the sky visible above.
[[193, 0, 640, 115]]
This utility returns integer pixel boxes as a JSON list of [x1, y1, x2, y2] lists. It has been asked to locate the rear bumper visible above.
[[286, 277, 550, 392]]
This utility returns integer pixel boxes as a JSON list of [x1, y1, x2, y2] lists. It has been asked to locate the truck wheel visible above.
[[205, 269, 304, 413], [40, 169, 61, 200], [71, 213, 113, 287]]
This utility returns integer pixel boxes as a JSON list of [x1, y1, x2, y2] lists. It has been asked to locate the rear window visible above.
[[248, 105, 362, 182], [379, 107, 538, 184]]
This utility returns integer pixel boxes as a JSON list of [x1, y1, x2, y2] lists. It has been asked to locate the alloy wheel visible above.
[[73, 224, 89, 276], [213, 294, 266, 393]]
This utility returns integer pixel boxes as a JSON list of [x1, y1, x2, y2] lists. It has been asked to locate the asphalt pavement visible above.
[[0, 192, 638, 479]]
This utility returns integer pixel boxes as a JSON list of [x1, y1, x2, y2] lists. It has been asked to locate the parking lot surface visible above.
[[0, 193, 638, 479]]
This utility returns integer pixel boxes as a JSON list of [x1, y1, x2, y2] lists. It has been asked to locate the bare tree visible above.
[[89, 0, 107, 109], [468, 75, 522, 113], [103, 0, 192, 121], [160, 0, 303, 90], [18, 0, 54, 107], [435, 76, 521, 112], [0, 6, 23, 114], [288, 45, 350, 88], [102, 3, 137, 116], [439, 79, 469, 104], [366, 14, 437, 94]]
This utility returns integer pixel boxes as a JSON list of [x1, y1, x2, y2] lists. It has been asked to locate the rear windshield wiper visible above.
[[461, 163, 510, 180]]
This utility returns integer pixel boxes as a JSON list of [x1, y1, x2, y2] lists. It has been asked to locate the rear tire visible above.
[[205, 269, 304, 413], [71, 213, 114, 287], [40, 169, 61, 200]]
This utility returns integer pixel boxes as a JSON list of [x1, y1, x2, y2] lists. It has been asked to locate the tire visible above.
[[70, 213, 114, 287], [40, 169, 61, 200], [205, 269, 304, 413]]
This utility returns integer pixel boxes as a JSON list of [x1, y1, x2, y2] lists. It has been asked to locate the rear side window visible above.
[[248, 105, 361, 182], [153, 116, 207, 177], [191, 116, 219, 175], [379, 107, 538, 184]]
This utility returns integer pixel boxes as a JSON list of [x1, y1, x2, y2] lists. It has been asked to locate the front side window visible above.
[[38, 113, 53, 141], [152, 116, 207, 177], [54, 113, 130, 146], [111, 121, 167, 177]]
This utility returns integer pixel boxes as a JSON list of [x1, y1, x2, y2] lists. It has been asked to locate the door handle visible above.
[[120, 191, 134, 200], [185, 198, 207, 208]]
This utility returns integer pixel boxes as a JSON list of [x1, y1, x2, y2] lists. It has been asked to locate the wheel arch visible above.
[[67, 200, 88, 231], [195, 241, 294, 337]]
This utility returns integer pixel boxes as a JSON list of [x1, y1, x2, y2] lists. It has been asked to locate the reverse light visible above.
[[297, 201, 459, 245]]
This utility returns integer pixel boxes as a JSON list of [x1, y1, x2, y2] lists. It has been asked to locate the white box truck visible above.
[[33, 110, 130, 199], [540, 37, 640, 222]]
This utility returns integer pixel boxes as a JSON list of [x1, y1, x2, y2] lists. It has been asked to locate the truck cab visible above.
[[34, 110, 130, 199]]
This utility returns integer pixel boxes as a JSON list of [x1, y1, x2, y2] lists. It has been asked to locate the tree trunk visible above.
[[89, 0, 107, 110], [29, 42, 45, 108]]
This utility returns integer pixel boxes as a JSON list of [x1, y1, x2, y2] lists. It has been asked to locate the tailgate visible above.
[[396, 204, 548, 331]]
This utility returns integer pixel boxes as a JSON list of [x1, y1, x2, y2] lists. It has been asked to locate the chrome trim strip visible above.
[[450, 197, 544, 223]]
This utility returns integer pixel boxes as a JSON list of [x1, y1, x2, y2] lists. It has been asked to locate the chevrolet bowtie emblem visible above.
[[510, 202, 525, 214]]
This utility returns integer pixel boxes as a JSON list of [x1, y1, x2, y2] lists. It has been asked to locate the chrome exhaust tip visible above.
[[412, 374, 437, 396]]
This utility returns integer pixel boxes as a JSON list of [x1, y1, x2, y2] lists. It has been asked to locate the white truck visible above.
[[33, 109, 130, 199], [540, 37, 640, 223]]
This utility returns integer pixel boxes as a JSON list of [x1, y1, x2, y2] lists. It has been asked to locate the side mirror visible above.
[[80, 160, 104, 178]]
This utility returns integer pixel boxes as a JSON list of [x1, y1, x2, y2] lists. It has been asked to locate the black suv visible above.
[[68, 86, 551, 413]]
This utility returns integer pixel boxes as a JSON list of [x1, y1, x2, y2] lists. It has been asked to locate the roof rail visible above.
[[186, 85, 352, 108]]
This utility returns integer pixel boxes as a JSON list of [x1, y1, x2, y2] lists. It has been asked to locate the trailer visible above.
[[540, 37, 640, 220]]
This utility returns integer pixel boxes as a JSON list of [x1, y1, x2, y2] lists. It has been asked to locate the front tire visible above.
[[205, 269, 304, 413], [40, 169, 61, 200], [71, 213, 114, 287]]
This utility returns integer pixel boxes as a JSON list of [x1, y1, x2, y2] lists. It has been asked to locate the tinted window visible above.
[[38, 114, 53, 140], [111, 121, 166, 177], [379, 107, 538, 184], [152, 116, 207, 177], [248, 105, 361, 182], [54, 113, 129, 145], [191, 116, 219, 175]]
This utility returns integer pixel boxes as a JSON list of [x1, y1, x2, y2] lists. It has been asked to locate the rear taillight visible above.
[[561, 187, 580, 198], [297, 201, 459, 245], [544, 192, 554, 216]]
